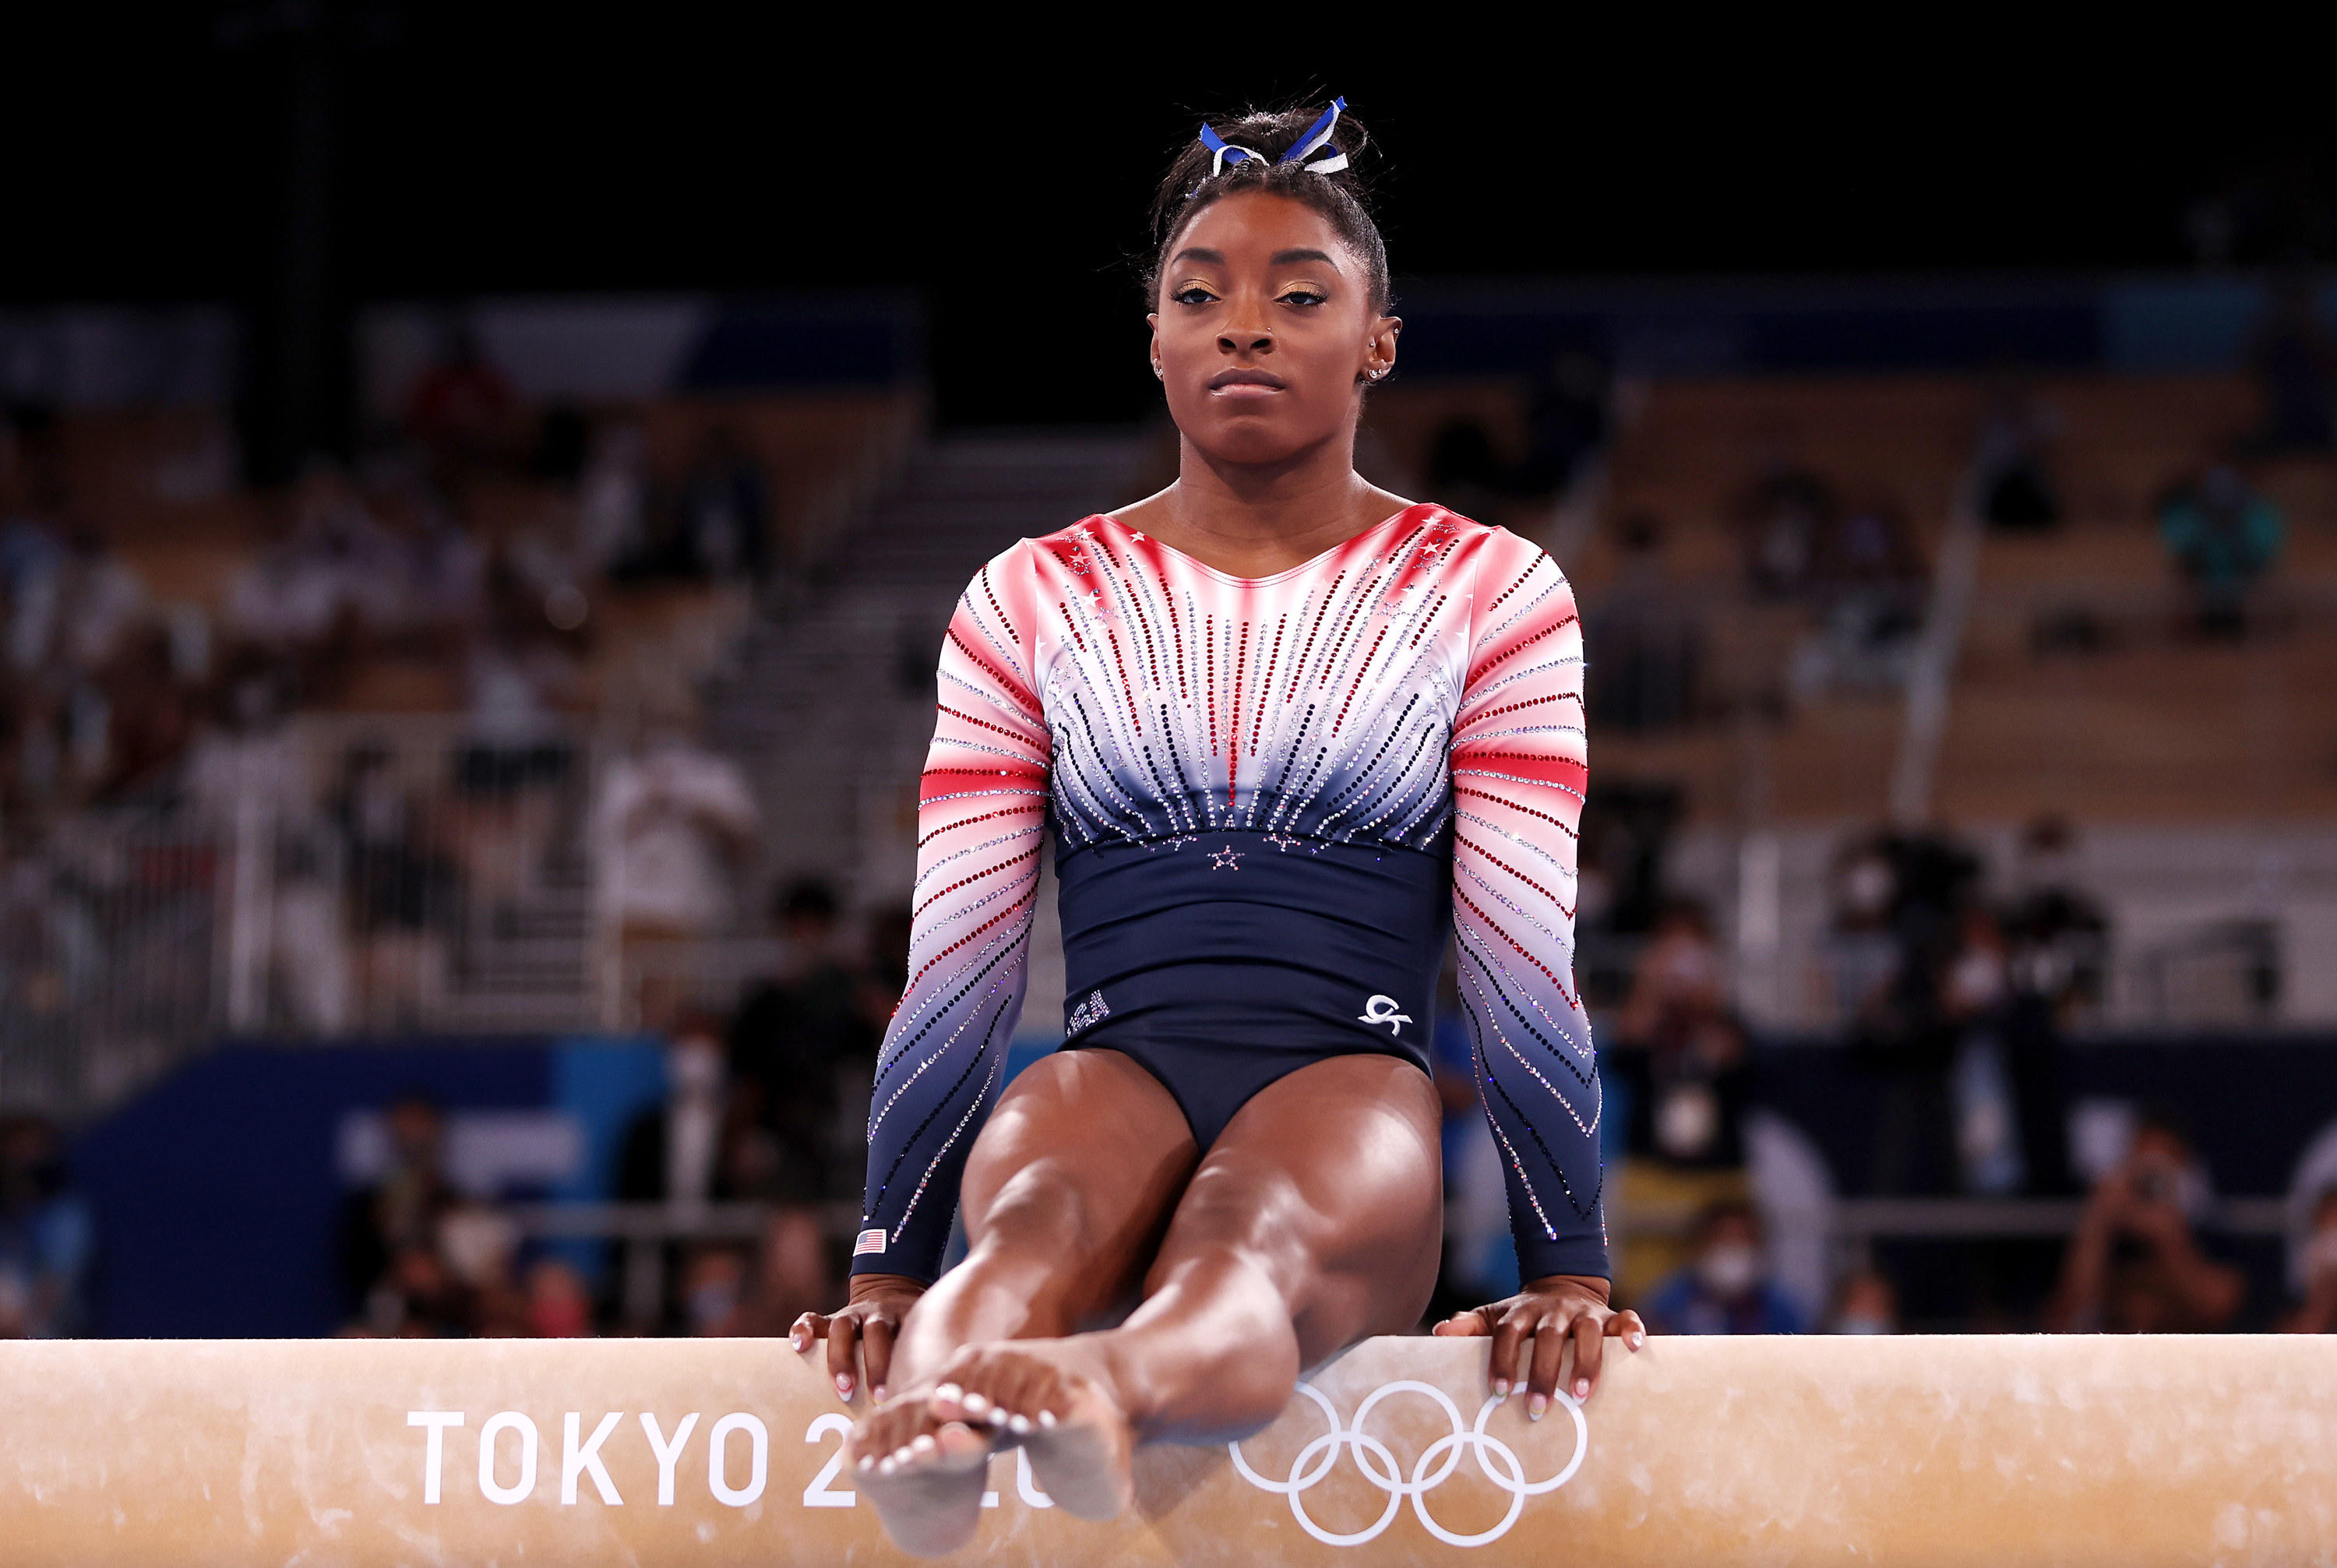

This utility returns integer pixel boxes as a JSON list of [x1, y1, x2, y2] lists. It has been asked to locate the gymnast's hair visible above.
[[1147, 100, 1391, 317]]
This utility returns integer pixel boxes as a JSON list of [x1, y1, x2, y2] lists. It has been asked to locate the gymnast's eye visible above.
[[1279, 287, 1329, 308], [1170, 285, 1220, 307]]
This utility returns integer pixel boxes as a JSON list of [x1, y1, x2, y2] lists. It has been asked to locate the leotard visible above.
[[852, 504, 1606, 1285]]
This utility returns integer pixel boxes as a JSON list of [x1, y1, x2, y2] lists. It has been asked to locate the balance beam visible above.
[[4, 1334, 2331, 1564]]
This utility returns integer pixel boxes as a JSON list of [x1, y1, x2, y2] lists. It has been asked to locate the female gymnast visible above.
[[791, 98, 1644, 1555]]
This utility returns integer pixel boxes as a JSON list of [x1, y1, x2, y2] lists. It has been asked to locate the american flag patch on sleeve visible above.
[[853, 1228, 887, 1257]]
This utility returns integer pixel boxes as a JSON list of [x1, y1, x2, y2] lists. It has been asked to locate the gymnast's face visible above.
[[1149, 190, 1398, 468]]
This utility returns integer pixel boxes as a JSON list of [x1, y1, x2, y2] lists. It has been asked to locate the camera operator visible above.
[[2042, 1114, 2243, 1334]]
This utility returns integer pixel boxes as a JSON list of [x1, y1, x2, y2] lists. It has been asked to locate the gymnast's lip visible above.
[[1208, 368, 1287, 394]]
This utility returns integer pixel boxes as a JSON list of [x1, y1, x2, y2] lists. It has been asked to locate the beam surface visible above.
[[4, 1334, 2332, 1565]]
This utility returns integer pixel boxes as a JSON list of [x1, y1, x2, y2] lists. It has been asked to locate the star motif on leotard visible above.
[[1264, 833, 1303, 851], [1209, 844, 1244, 870]]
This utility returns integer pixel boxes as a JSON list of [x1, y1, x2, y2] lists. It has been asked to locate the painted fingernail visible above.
[[1631, 1333, 1645, 1349], [1492, 1379, 1510, 1397], [835, 1376, 854, 1398], [1574, 1379, 1590, 1400], [1038, 1411, 1058, 1429], [872, 1386, 889, 1404], [1528, 1394, 1548, 1421], [791, 1333, 806, 1351], [1008, 1414, 1034, 1435]]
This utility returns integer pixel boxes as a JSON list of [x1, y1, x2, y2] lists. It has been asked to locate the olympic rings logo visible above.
[[1228, 1379, 1587, 1548]]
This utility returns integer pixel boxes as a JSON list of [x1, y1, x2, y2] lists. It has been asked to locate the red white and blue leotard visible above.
[[854, 504, 1606, 1284]]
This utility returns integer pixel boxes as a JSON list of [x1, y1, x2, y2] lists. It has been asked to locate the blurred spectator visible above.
[[618, 1024, 736, 1210], [1588, 514, 1699, 734], [1641, 1200, 1807, 1336], [1828, 1270, 1901, 1334], [526, 1256, 594, 1337], [338, 1093, 460, 1321], [1995, 816, 2102, 1198], [682, 1246, 752, 1337], [2157, 465, 2284, 639], [1842, 830, 1984, 1197], [1792, 499, 1927, 698], [404, 323, 522, 484], [2241, 271, 2337, 456], [672, 427, 772, 583], [1513, 347, 1611, 499], [438, 1200, 527, 1336], [593, 735, 760, 937], [1735, 456, 1837, 600], [335, 742, 453, 1029], [1974, 382, 2064, 533], [0, 1115, 94, 1337], [2279, 1189, 2337, 1334], [573, 423, 651, 580], [2042, 1113, 2244, 1334]]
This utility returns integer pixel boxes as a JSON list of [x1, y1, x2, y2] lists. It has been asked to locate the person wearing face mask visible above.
[[1640, 1200, 1807, 1337], [2279, 1190, 2337, 1334], [1827, 1270, 1901, 1336], [2041, 1115, 2244, 1334]]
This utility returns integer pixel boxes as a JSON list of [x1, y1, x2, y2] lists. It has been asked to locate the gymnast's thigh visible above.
[[1147, 1051, 1444, 1365], [957, 1046, 1201, 1302]]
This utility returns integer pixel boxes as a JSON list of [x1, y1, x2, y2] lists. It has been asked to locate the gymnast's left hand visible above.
[[1432, 1274, 1646, 1418]]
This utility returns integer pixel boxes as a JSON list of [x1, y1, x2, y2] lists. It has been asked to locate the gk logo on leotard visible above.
[[1229, 1379, 1588, 1547], [1357, 995, 1412, 1034]]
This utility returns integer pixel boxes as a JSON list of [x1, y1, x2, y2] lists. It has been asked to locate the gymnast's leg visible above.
[[852, 1051, 1443, 1552], [836, 1048, 1200, 1552]]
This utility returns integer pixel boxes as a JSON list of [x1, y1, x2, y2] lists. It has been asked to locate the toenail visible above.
[[858, 1455, 875, 1472], [911, 1434, 936, 1453], [984, 1408, 1008, 1426], [878, 1458, 897, 1475], [962, 1391, 991, 1413], [1008, 1414, 1033, 1435], [1038, 1411, 1057, 1429], [935, 1383, 963, 1403]]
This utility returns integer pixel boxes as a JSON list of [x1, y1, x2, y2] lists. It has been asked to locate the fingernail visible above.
[[1574, 1379, 1590, 1400], [1631, 1333, 1645, 1349], [1492, 1379, 1510, 1397], [835, 1376, 854, 1398], [872, 1386, 889, 1403], [1009, 1414, 1034, 1435], [791, 1333, 805, 1351], [1038, 1411, 1057, 1429], [1528, 1394, 1548, 1421]]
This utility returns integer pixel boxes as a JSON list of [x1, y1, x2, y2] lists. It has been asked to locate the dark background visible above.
[[11, 11, 2336, 425]]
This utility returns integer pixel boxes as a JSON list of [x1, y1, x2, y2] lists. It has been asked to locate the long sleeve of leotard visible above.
[[852, 547, 1050, 1282], [1450, 537, 1609, 1282]]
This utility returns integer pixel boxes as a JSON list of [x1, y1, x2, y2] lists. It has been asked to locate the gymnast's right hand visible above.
[[791, 1274, 926, 1404]]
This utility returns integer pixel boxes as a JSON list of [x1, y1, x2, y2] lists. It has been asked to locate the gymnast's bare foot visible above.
[[846, 1396, 991, 1557], [926, 1338, 1134, 1523]]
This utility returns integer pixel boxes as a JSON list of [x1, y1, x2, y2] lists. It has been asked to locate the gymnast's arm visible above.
[[1429, 537, 1644, 1408], [791, 555, 1052, 1400]]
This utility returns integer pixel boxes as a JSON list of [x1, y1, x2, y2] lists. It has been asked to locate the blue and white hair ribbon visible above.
[[1278, 97, 1349, 174], [1199, 122, 1267, 179], [1197, 97, 1350, 180]]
